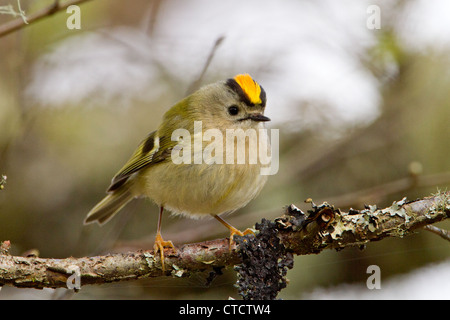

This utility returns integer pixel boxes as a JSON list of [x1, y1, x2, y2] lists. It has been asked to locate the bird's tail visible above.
[[84, 187, 134, 226]]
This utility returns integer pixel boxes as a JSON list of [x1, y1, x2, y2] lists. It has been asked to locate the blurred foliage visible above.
[[0, 0, 449, 299]]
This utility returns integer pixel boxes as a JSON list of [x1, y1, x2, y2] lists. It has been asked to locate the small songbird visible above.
[[84, 74, 270, 270]]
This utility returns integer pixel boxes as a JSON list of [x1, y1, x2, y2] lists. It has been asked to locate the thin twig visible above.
[[185, 35, 225, 95], [0, 174, 6, 190], [0, 1, 27, 24], [424, 225, 450, 242], [0, 0, 92, 38]]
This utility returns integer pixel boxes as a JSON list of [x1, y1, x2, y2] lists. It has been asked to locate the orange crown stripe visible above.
[[234, 74, 262, 105]]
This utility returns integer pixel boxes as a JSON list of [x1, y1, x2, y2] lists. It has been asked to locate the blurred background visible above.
[[0, 0, 449, 299]]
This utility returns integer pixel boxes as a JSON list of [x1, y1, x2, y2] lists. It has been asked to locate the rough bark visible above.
[[0, 192, 449, 290]]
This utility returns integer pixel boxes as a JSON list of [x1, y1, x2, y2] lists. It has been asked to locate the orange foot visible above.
[[213, 215, 255, 251], [153, 233, 176, 271], [228, 226, 255, 250]]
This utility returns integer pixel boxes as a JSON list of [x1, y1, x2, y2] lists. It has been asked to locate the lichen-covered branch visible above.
[[275, 191, 450, 255], [0, 192, 449, 290], [0, 238, 238, 289]]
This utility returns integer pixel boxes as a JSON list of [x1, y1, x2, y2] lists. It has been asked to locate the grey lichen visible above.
[[383, 197, 411, 224], [0, 175, 6, 190], [171, 264, 185, 277], [430, 189, 450, 217], [142, 252, 155, 270]]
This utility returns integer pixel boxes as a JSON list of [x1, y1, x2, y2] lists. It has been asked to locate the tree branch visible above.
[[0, 0, 93, 38], [0, 191, 449, 290], [424, 224, 450, 242]]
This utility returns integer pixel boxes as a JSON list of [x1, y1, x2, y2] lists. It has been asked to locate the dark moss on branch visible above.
[[234, 218, 294, 300]]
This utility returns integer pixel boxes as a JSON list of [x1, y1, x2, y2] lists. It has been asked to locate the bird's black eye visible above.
[[228, 105, 239, 116]]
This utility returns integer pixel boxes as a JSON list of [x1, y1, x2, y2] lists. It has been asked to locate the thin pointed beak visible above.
[[246, 113, 271, 122]]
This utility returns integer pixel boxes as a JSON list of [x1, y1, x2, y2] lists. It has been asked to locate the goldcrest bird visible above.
[[84, 74, 270, 270]]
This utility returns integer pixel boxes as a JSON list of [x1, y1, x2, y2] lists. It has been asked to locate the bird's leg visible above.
[[213, 215, 254, 250], [153, 207, 176, 271]]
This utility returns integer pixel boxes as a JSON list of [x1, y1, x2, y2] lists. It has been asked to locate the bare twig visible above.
[[321, 171, 450, 209], [0, 0, 93, 38], [424, 225, 450, 242], [0, 192, 449, 290]]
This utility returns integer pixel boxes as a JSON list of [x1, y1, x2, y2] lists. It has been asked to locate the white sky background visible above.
[[302, 258, 450, 300], [26, 0, 450, 128]]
